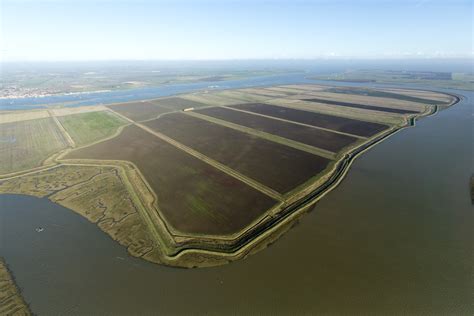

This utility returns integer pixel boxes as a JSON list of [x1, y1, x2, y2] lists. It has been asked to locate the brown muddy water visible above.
[[0, 90, 472, 315]]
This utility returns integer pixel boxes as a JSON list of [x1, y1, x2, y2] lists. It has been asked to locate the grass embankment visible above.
[[63, 125, 279, 236], [0, 84, 458, 268], [143, 113, 331, 194], [0, 258, 31, 315], [229, 102, 388, 137], [58, 111, 127, 147], [0, 165, 160, 262], [186, 110, 337, 159], [324, 87, 450, 105]]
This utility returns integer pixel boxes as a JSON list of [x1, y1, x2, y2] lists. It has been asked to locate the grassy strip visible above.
[[303, 97, 419, 114], [186, 111, 336, 159], [136, 122, 283, 201], [222, 105, 367, 139], [270, 98, 404, 126], [182, 93, 244, 106], [108, 107, 283, 200], [324, 87, 449, 105], [122, 105, 292, 197], [167, 99, 440, 262], [49, 110, 76, 147], [214, 90, 273, 103]]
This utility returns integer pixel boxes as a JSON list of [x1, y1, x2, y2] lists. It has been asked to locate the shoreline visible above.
[[0, 72, 301, 109], [166, 93, 460, 260], [1, 76, 467, 114], [0, 257, 32, 315], [0, 87, 461, 268]]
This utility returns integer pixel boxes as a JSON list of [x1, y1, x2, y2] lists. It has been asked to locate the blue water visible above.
[[3, 71, 465, 110], [0, 73, 312, 110], [0, 88, 471, 315]]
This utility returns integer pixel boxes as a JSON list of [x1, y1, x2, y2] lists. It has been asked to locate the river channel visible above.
[[0, 88, 472, 315]]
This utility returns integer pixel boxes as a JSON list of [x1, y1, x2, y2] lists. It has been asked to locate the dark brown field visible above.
[[302, 97, 419, 114], [231, 103, 389, 137], [144, 113, 331, 193], [195, 106, 358, 152], [148, 97, 206, 110], [65, 125, 277, 235], [107, 101, 171, 121]]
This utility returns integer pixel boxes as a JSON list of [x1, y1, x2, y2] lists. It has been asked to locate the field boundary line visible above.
[[59, 158, 285, 243], [221, 105, 367, 140], [133, 105, 218, 124], [57, 161, 176, 254], [137, 109, 181, 123], [106, 107, 283, 200], [185, 111, 336, 160], [216, 90, 277, 102], [269, 98, 403, 124], [298, 96, 422, 114], [167, 98, 443, 259], [106, 108, 135, 123], [0, 164, 63, 181], [135, 122, 283, 201], [48, 110, 76, 148]]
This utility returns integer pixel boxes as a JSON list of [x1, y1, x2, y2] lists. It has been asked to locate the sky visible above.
[[1, 0, 472, 61]]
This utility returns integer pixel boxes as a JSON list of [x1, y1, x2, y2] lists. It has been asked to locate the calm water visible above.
[[0, 73, 313, 109], [1, 70, 467, 110], [0, 89, 472, 315]]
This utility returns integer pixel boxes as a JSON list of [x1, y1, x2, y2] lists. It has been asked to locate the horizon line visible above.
[[2, 56, 473, 63]]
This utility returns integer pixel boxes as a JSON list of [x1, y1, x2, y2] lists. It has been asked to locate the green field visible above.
[[0, 118, 68, 174], [59, 111, 127, 147]]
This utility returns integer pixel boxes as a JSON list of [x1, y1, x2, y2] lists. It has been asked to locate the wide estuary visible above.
[[0, 88, 472, 315]]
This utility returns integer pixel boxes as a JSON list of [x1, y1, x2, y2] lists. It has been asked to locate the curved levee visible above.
[[0, 87, 460, 268], [168, 96, 459, 259]]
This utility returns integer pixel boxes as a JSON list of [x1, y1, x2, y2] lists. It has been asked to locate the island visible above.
[[0, 84, 459, 267]]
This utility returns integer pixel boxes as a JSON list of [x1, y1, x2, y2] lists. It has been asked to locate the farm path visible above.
[[106, 108, 283, 201]]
